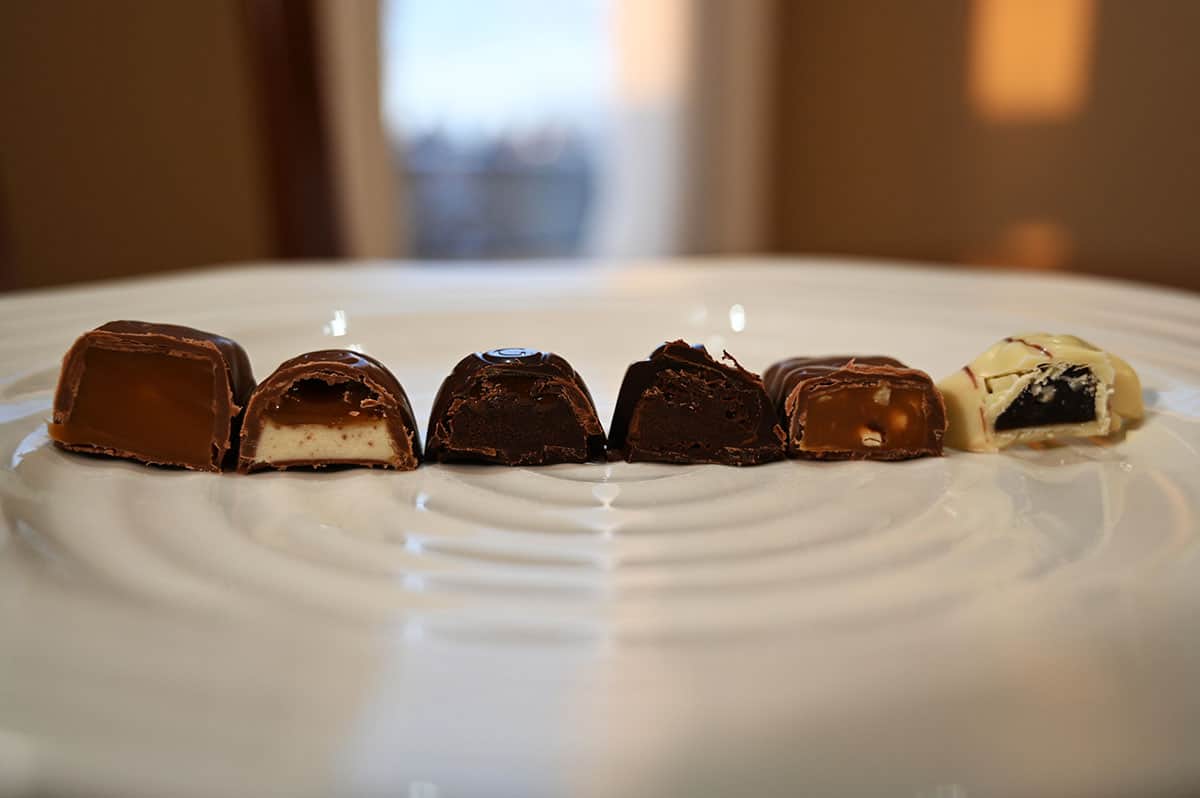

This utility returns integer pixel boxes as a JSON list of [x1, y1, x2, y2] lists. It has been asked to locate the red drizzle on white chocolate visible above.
[[1004, 336, 1053, 358]]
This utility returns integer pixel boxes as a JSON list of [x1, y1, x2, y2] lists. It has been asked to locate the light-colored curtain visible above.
[[683, 0, 776, 254], [593, 0, 777, 258], [313, 0, 403, 258]]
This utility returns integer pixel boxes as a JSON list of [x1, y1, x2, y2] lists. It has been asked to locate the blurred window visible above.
[[382, 0, 612, 259]]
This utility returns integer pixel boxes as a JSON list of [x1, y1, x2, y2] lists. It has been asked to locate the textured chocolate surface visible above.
[[608, 340, 784, 465], [763, 355, 946, 460], [425, 348, 606, 465], [238, 349, 421, 472], [48, 321, 256, 471]]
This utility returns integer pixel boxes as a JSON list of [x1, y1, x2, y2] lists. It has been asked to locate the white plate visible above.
[[1, 258, 1199, 798]]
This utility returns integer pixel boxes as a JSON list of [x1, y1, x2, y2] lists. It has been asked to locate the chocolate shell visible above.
[[425, 348, 606, 465], [763, 356, 946, 460]]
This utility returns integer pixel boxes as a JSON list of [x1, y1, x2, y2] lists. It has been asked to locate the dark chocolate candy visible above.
[[763, 356, 946, 460], [238, 349, 421, 472], [607, 340, 785, 465], [48, 320, 256, 471], [425, 348, 606, 465]]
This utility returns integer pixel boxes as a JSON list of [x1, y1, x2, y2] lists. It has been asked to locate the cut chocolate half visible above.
[[238, 350, 421, 472], [608, 340, 785, 465], [764, 356, 946, 460], [48, 320, 256, 471], [937, 333, 1144, 452], [425, 348, 606, 465]]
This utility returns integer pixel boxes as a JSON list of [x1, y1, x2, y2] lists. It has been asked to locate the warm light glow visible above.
[[967, 220, 1074, 271], [615, 0, 690, 104], [968, 0, 1095, 121], [1002, 220, 1073, 270]]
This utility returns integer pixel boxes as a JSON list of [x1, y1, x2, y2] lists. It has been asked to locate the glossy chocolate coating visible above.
[[49, 321, 256, 471], [763, 355, 945, 460], [238, 349, 421, 472], [425, 348, 606, 465], [608, 340, 785, 465]]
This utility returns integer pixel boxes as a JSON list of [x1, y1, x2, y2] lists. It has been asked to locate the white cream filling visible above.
[[252, 419, 398, 464]]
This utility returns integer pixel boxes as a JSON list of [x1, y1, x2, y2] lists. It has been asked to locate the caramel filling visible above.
[[798, 385, 931, 453], [49, 347, 219, 465], [264, 379, 384, 426]]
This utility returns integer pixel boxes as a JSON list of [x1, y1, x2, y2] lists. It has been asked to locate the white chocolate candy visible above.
[[938, 333, 1143, 452]]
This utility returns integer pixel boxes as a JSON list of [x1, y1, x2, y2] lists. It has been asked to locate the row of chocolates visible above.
[[48, 322, 1143, 472]]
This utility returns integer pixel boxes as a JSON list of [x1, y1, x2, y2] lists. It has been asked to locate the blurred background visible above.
[[1, 0, 1198, 292]]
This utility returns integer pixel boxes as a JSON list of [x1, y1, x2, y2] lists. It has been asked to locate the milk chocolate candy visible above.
[[938, 333, 1143, 452], [763, 356, 946, 460], [425, 348, 605, 465], [608, 340, 785, 465], [238, 350, 421, 472], [48, 321, 255, 471]]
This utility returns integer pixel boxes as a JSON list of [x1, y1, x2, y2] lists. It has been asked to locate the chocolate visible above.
[[763, 356, 946, 460], [425, 348, 606, 465], [938, 333, 1143, 452], [48, 321, 255, 471], [238, 349, 421, 472], [608, 340, 785, 465]]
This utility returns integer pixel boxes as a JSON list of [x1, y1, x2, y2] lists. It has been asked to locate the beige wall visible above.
[[0, 0, 274, 290], [772, 0, 1200, 292]]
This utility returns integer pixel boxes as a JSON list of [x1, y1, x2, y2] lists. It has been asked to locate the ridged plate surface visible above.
[[1, 259, 1199, 797]]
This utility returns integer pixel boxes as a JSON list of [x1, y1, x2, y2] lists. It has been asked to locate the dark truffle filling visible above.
[[439, 376, 599, 465], [994, 365, 1098, 431], [627, 370, 765, 462]]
